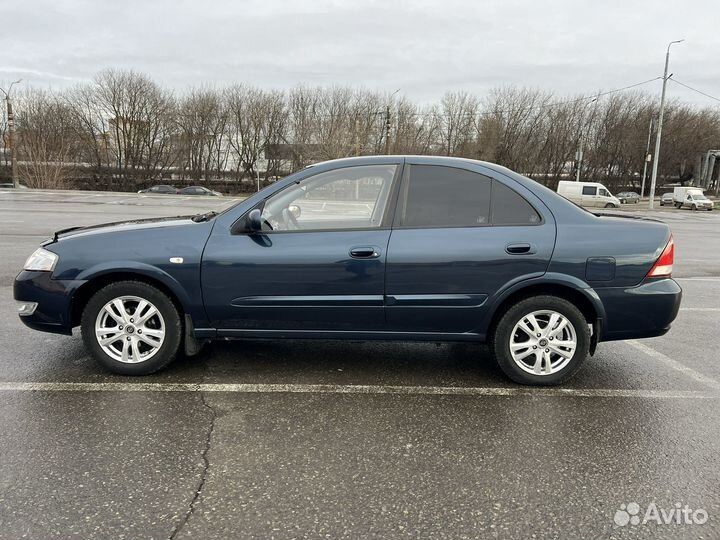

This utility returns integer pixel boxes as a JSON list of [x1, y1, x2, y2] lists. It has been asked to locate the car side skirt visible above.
[[212, 329, 487, 342]]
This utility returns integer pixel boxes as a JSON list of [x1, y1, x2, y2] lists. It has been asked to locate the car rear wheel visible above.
[[81, 281, 182, 375], [491, 296, 590, 385]]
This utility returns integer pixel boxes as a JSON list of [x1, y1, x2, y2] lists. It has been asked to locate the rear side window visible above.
[[582, 186, 596, 195], [491, 181, 541, 225], [399, 165, 492, 227]]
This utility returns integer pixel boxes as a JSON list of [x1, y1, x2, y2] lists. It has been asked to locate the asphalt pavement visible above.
[[1, 189, 719, 539]]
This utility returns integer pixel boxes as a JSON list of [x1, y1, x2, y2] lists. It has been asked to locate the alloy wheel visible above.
[[509, 310, 577, 375], [94, 295, 166, 363]]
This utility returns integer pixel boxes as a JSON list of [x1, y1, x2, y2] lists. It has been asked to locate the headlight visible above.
[[23, 248, 59, 272]]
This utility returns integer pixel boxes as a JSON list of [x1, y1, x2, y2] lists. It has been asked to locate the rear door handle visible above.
[[506, 243, 533, 255], [349, 246, 380, 259]]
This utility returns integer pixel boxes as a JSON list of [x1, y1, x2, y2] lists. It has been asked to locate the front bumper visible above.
[[13, 271, 85, 335], [596, 278, 682, 341]]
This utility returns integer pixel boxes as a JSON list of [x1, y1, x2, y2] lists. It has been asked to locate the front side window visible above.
[[260, 164, 396, 232], [582, 186, 596, 196], [398, 165, 492, 227], [599, 189, 610, 197]]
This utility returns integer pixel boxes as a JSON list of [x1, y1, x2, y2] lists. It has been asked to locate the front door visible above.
[[581, 185, 599, 207], [201, 162, 401, 332], [385, 162, 556, 334]]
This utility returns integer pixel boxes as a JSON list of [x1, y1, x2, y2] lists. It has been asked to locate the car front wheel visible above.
[[491, 296, 591, 385], [81, 281, 182, 375]]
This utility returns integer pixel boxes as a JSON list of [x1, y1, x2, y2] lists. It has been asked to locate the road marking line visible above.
[[675, 277, 720, 282], [0, 381, 715, 399], [627, 340, 720, 391], [680, 308, 720, 312]]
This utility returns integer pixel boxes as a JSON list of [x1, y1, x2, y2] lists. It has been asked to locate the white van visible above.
[[557, 181, 621, 209]]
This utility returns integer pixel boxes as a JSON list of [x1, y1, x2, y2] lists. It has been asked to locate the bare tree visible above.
[[88, 69, 178, 179], [436, 91, 479, 156], [15, 90, 75, 189], [176, 88, 229, 181], [7, 69, 720, 192], [226, 86, 287, 179]]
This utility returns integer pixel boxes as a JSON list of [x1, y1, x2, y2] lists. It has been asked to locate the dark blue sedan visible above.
[[14, 156, 681, 385]]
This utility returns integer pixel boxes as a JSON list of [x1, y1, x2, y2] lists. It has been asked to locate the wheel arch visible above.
[[70, 267, 189, 328], [483, 275, 605, 340]]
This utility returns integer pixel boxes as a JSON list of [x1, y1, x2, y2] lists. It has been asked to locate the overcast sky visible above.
[[1, 0, 719, 107]]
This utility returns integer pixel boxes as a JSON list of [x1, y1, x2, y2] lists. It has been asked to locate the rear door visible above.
[[385, 162, 556, 334]]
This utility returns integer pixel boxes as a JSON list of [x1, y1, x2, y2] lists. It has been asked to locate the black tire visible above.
[[692, 205, 697, 211], [491, 295, 591, 386], [81, 280, 182, 375], [604, 203, 614, 208]]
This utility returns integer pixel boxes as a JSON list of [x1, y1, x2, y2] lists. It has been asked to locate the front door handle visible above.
[[506, 243, 533, 255], [349, 246, 380, 259]]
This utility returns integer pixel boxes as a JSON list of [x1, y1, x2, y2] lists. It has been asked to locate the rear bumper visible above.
[[596, 278, 682, 341], [13, 271, 84, 335]]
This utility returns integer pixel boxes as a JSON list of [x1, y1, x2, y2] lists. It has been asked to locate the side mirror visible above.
[[246, 208, 262, 233], [288, 204, 302, 219]]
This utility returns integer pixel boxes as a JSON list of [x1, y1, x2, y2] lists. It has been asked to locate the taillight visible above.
[[648, 236, 674, 278]]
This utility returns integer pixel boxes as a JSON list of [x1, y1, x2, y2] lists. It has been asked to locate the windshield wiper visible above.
[[191, 211, 218, 223]]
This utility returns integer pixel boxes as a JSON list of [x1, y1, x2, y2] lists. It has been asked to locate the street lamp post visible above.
[[640, 117, 654, 198], [648, 39, 684, 209], [575, 94, 599, 182], [1, 79, 23, 189]]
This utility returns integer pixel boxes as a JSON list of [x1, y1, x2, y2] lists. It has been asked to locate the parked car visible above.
[[179, 186, 223, 196], [673, 187, 713, 211], [14, 156, 681, 385], [138, 185, 178, 195], [616, 191, 640, 204], [556, 181, 621, 208], [660, 193, 674, 206]]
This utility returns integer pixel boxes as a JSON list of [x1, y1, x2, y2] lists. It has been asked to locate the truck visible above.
[[673, 187, 714, 211], [556, 181, 621, 209]]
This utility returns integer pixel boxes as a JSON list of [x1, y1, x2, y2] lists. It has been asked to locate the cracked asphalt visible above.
[[1, 189, 719, 539]]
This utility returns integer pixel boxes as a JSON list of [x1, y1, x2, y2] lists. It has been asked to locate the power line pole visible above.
[[640, 117, 654, 198], [648, 39, 684, 209], [384, 105, 391, 155], [354, 118, 360, 156], [1, 79, 22, 189], [383, 89, 401, 156]]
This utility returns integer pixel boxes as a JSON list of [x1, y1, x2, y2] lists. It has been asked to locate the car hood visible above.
[[47, 215, 198, 243]]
